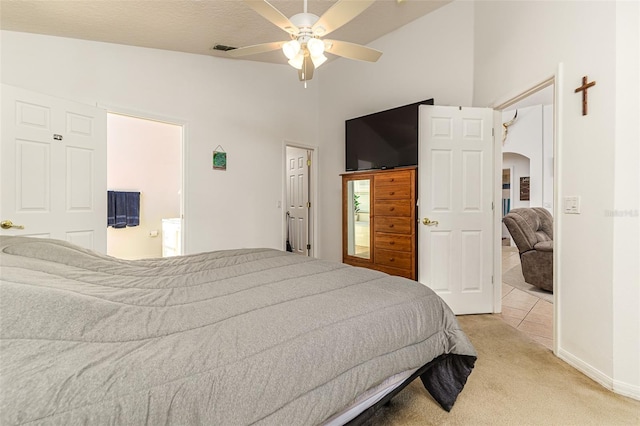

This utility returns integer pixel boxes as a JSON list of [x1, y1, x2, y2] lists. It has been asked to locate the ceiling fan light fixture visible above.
[[311, 53, 327, 68], [282, 39, 301, 60], [288, 52, 304, 69], [307, 37, 325, 56]]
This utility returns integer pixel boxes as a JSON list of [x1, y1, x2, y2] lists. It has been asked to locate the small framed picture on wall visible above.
[[213, 146, 227, 171]]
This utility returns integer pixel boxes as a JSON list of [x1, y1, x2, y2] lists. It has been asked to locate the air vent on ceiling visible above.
[[212, 44, 237, 52]]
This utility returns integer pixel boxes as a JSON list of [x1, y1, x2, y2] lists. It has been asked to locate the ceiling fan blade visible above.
[[244, 0, 299, 34], [312, 0, 375, 36], [324, 39, 382, 62], [298, 56, 315, 81], [226, 41, 285, 58]]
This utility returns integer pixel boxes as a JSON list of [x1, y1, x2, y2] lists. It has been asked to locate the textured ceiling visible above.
[[0, 0, 451, 65]]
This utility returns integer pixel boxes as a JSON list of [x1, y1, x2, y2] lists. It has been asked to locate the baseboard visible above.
[[613, 379, 640, 401], [557, 348, 613, 390], [557, 348, 640, 401]]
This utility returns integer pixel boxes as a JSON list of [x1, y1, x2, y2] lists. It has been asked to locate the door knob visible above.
[[0, 220, 24, 230], [422, 218, 439, 226]]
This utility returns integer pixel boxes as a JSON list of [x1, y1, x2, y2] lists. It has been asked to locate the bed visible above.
[[0, 236, 476, 425]]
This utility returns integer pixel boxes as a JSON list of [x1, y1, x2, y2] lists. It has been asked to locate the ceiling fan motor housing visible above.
[[290, 13, 325, 39]]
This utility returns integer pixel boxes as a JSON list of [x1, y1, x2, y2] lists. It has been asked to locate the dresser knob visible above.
[[389, 207, 395, 211], [389, 241, 395, 245], [389, 192, 395, 196], [389, 224, 394, 228]]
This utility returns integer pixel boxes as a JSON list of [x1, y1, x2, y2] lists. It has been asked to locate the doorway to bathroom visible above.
[[106, 113, 183, 259]]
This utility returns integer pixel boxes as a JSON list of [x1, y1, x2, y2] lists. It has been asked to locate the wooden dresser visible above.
[[342, 167, 417, 280]]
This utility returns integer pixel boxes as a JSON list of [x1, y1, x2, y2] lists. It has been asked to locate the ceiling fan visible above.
[[227, 0, 383, 84]]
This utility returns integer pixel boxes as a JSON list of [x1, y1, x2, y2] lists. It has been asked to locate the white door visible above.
[[1, 85, 107, 251], [286, 146, 311, 256], [418, 105, 495, 314]]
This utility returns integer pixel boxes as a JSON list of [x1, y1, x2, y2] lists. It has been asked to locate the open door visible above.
[[418, 105, 497, 314], [1, 85, 107, 251]]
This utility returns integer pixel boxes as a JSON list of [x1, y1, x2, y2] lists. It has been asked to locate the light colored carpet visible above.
[[502, 264, 553, 304], [366, 314, 640, 425]]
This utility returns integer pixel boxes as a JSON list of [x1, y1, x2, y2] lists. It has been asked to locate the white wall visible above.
[[502, 105, 543, 207], [612, 0, 640, 398], [317, 0, 476, 262], [474, 0, 639, 398], [107, 114, 181, 259], [502, 103, 554, 212], [1, 31, 320, 255]]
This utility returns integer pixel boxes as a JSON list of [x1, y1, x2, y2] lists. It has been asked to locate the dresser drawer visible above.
[[374, 216, 412, 234], [374, 264, 414, 280], [375, 199, 412, 217], [375, 248, 413, 270], [375, 233, 413, 252], [373, 184, 411, 200], [374, 171, 412, 188]]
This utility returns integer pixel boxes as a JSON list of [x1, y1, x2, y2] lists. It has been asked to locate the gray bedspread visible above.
[[0, 236, 476, 425]]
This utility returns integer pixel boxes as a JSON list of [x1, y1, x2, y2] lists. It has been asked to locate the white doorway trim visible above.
[[490, 63, 563, 356], [99, 104, 189, 255], [282, 141, 318, 257]]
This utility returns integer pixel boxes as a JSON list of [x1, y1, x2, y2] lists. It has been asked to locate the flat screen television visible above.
[[345, 98, 434, 172]]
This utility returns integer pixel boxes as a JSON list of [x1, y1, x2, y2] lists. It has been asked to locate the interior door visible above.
[[418, 105, 495, 314], [1, 85, 107, 251], [286, 146, 311, 256]]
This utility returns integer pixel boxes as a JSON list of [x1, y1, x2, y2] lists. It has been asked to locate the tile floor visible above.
[[499, 246, 554, 350]]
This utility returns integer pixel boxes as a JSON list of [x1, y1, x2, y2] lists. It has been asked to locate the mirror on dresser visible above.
[[345, 178, 371, 259]]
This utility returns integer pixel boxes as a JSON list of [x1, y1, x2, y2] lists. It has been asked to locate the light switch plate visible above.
[[563, 196, 580, 214]]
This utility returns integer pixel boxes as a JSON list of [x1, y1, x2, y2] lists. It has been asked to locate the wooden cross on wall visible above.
[[575, 76, 596, 116]]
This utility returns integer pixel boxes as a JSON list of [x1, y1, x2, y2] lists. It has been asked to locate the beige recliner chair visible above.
[[502, 207, 553, 292]]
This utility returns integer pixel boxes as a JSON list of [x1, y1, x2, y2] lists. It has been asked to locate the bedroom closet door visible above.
[[0, 85, 107, 251], [286, 146, 311, 256], [418, 105, 497, 314]]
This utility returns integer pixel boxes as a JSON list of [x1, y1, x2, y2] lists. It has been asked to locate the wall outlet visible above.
[[149, 230, 159, 237], [563, 196, 580, 214]]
